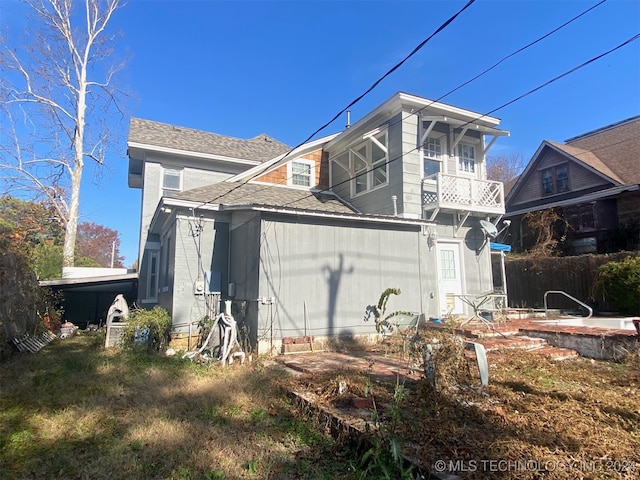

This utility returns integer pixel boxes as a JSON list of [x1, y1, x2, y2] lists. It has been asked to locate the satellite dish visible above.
[[479, 220, 498, 238]]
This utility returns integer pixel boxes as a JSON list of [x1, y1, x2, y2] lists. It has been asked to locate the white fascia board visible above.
[[162, 198, 222, 210], [149, 197, 222, 233], [506, 184, 640, 217], [226, 132, 340, 182], [219, 203, 436, 227], [127, 141, 261, 166], [397, 92, 502, 127], [325, 92, 505, 151], [426, 116, 509, 136]]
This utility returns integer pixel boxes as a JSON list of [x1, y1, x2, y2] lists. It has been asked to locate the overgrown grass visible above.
[[0, 333, 359, 480]]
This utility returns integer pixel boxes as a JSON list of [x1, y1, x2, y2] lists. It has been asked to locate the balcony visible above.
[[422, 173, 505, 220]]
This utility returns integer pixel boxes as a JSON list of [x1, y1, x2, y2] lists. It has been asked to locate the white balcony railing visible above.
[[422, 173, 505, 219]]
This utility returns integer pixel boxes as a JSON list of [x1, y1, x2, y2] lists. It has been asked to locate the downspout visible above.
[[391, 195, 398, 216]]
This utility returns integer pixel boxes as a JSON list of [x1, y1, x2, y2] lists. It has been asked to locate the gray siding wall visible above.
[[138, 155, 237, 262], [433, 215, 496, 304], [168, 215, 230, 331], [229, 212, 261, 300], [137, 152, 247, 303], [401, 112, 422, 218], [256, 216, 438, 344], [329, 156, 351, 204]]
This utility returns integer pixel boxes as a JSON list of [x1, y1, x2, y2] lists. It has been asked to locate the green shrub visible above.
[[596, 256, 640, 314], [121, 307, 172, 352]]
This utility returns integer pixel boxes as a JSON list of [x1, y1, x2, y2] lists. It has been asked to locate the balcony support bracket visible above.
[[454, 211, 471, 237]]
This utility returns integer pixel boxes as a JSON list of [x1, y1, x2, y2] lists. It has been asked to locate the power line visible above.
[[186, 0, 477, 211], [235, 0, 607, 192], [186, 0, 623, 214], [188, 0, 610, 211], [280, 32, 640, 211]]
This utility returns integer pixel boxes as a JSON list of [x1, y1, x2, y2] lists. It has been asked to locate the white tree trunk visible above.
[[1, 0, 123, 269]]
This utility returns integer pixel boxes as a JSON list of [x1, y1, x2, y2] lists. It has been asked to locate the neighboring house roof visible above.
[[167, 182, 357, 215], [564, 115, 640, 185], [545, 141, 624, 184], [506, 116, 640, 211], [128, 117, 291, 162]]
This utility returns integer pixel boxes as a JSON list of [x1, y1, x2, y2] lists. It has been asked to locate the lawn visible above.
[[0, 333, 358, 480], [1, 331, 639, 480]]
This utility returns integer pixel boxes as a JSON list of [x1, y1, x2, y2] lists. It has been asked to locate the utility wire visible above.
[[280, 32, 640, 210], [231, 0, 606, 192], [186, 0, 477, 210], [187, 0, 617, 212], [289, 0, 477, 153]]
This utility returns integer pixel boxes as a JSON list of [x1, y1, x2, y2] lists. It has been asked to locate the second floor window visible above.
[[424, 137, 443, 160], [329, 129, 388, 197], [162, 167, 182, 197], [351, 130, 388, 196], [541, 164, 569, 196], [423, 137, 443, 178], [458, 143, 475, 173], [290, 160, 313, 187]]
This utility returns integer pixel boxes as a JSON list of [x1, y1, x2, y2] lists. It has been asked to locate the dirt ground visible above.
[[282, 332, 640, 480]]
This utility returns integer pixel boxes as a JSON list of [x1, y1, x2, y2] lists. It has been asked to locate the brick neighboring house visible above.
[[505, 116, 640, 254]]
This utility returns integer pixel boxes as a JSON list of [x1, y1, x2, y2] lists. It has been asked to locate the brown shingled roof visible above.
[[546, 141, 624, 184], [169, 182, 356, 215], [128, 118, 291, 163], [563, 116, 640, 185]]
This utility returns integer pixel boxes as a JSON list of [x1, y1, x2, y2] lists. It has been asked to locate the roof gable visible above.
[[128, 118, 290, 163], [506, 116, 639, 208]]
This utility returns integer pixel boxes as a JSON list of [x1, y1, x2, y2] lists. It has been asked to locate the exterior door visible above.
[[436, 242, 464, 315]]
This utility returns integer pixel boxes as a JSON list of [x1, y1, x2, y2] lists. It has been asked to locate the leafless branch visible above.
[[0, 0, 127, 267]]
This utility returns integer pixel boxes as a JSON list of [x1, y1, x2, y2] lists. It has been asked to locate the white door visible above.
[[436, 242, 464, 315]]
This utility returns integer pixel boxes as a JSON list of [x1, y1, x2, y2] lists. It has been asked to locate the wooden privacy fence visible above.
[[505, 251, 640, 313]]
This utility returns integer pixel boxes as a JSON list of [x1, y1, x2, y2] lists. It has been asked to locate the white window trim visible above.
[[161, 166, 183, 197], [456, 142, 477, 176], [287, 159, 315, 188], [423, 135, 444, 161], [423, 135, 445, 179], [349, 130, 389, 198], [143, 249, 159, 303]]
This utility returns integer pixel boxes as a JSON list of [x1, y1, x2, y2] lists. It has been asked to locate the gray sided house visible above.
[[128, 92, 510, 352], [505, 116, 640, 254]]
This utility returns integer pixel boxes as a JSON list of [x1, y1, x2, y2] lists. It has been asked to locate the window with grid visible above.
[[424, 137, 442, 159], [440, 250, 456, 279], [458, 143, 475, 173], [540, 164, 570, 196], [146, 251, 158, 300], [371, 132, 387, 187], [423, 137, 442, 178], [353, 149, 368, 194], [162, 167, 182, 196], [541, 169, 554, 195], [556, 165, 569, 192], [291, 161, 312, 187]]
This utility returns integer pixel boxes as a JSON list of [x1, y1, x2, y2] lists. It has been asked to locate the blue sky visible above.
[[2, 0, 639, 266]]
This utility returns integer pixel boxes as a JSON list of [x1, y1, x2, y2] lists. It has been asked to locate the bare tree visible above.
[[486, 152, 525, 184], [0, 0, 125, 268]]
